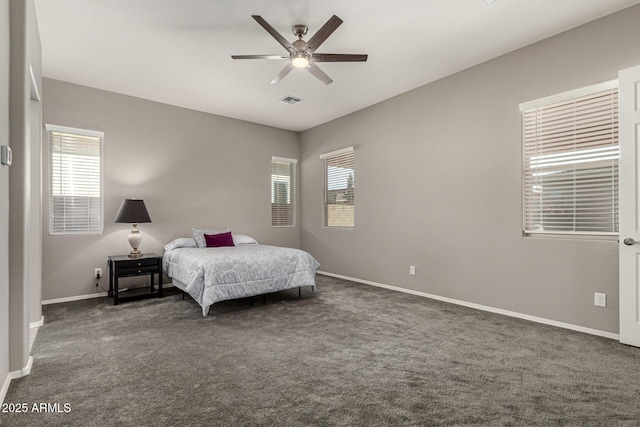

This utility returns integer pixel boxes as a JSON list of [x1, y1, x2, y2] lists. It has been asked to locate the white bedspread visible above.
[[163, 245, 320, 316]]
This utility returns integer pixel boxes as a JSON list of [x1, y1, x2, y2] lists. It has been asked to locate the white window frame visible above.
[[520, 80, 619, 237], [271, 156, 297, 227], [321, 146, 355, 229], [47, 124, 104, 235]]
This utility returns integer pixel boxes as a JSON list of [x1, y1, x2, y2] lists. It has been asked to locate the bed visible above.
[[162, 231, 320, 316]]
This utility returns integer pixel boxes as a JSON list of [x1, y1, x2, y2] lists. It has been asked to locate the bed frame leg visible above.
[[298, 287, 302, 298], [312, 286, 315, 293], [182, 291, 185, 301]]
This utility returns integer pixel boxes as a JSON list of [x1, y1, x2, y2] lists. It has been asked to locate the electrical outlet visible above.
[[594, 292, 607, 308], [94, 268, 102, 278], [409, 266, 416, 276]]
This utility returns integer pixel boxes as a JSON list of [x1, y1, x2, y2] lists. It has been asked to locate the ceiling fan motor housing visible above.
[[292, 39, 307, 51], [292, 25, 308, 38]]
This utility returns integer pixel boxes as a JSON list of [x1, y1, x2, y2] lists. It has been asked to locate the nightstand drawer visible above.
[[118, 264, 159, 275], [117, 258, 159, 269]]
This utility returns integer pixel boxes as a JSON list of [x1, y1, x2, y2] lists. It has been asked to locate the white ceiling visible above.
[[34, 0, 640, 132]]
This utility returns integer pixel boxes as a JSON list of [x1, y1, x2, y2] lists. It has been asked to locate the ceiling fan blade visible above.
[[232, 54, 289, 60], [306, 15, 343, 53], [271, 63, 294, 84], [307, 63, 333, 85], [312, 53, 368, 62], [251, 15, 294, 53]]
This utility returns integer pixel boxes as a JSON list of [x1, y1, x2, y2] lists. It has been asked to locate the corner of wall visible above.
[[0, 371, 10, 405]]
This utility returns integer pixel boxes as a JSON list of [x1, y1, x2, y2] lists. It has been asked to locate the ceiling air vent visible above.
[[279, 96, 303, 105]]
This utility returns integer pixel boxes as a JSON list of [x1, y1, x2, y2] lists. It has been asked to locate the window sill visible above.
[[523, 232, 618, 243]]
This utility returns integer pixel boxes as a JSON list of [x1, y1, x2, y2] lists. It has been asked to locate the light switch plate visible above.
[[1, 145, 12, 166]]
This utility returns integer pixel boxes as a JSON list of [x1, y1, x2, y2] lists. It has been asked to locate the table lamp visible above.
[[114, 198, 152, 258]]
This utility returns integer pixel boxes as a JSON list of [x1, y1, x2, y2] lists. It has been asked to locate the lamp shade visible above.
[[114, 199, 151, 224]]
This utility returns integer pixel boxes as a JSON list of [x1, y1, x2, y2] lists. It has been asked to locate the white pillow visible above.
[[164, 237, 197, 251], [192, 227, 231, 248], [233, 234, 258, 245]]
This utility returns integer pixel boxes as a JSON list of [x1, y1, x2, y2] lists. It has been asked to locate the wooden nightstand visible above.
[[108, 253, 163, 305]]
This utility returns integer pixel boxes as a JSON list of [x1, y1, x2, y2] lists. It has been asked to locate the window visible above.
[[521, 81, 618, 236], [47, 124, 104, 235], [321, 147, 355, 228], [271, 156, 297, 227]]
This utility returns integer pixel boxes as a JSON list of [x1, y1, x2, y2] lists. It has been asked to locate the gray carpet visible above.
[[2, 275, 640, 426]]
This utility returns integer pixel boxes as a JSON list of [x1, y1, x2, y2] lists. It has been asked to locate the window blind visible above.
[[271, 157, 297, 227], [321, 147, 355, 228], [521, 83, 618, 235], [47, 125, 104, 235]]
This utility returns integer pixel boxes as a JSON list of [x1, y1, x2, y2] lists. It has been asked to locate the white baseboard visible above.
[[10, 356, 33, 380], [1, 323, 42, 405], [42, 284, 176, 306], [0, 372, 10, 405], [30, 315, 44, 329], [42, 292, 108, 305], [317, 271, 620, 341]]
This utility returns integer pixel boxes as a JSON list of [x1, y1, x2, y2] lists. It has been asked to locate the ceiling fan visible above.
[[232, 15, 368, 85]]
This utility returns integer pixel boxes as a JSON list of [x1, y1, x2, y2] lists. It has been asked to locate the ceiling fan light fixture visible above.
[[291, 54, 310, 68]]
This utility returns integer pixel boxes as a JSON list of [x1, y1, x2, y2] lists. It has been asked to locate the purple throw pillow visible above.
[[204, 231, 236, 247]]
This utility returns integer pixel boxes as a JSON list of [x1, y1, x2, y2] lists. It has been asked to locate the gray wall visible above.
[[300, 6, 640, 335], [8, 0, 41, 375], [1, 0, 11, 395], [41, 79, 300, 300]]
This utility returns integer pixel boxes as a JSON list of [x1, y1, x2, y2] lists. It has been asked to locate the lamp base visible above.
[[127, 224, 143, 258]]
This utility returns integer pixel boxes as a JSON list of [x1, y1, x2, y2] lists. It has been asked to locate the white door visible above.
[[619, 65, 640, 346]]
